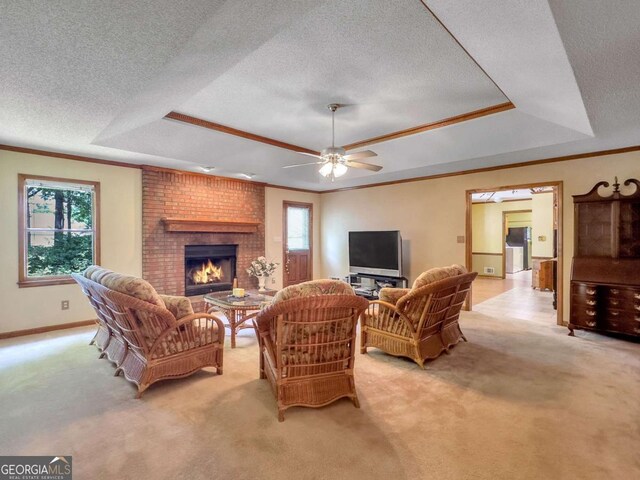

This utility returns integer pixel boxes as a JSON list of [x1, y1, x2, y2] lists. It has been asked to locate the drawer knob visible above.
[[610, 299, 619, 306], [586, 320, 596, 327], [586, 299, 596, 306], [586, 309, 596, 316], [610, 311, 620, 316], [611, 289, 620, 295], [634, 293, 640, 300], [586, 288, 596, 295]]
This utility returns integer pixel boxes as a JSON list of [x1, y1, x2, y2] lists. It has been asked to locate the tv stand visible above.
[[348, 273, 408, 300]]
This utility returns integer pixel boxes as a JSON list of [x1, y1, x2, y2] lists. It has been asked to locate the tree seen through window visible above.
[[25, 180, 96, 277]]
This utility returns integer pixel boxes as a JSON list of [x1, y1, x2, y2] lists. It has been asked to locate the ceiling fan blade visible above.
[[343, 150, 377, 161], [283, 161, 325, 169], [345, 160, 383, 172], [295, 151, 323, 159]]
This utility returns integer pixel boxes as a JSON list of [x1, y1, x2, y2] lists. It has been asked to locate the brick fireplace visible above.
[[142, 168, 265, 300]]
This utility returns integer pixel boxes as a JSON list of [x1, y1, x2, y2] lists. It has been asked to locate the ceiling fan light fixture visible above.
[[319, 161, 348, 179], [287, 103, 382, 177], [333, 162, 348, 177], [318, 162, 334, 177]]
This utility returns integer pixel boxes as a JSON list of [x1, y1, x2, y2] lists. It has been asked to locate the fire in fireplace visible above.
[[188, 259, 223, 285], [184, 244, 237, 296]]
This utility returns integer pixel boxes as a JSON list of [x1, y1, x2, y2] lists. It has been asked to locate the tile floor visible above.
[[473, 270, 557, 325]]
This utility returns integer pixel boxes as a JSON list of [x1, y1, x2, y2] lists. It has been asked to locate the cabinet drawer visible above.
[[606, 317, 640, 336], [571, 307, 598, 329], [603, 287, 640, 301], [629, 318, 640, 336], [602, 310, 626, 332], [571, 283, 598, 297], [571, 294, 598, 308], [605, 297, 626, 308], [602, 310, 640, 335]]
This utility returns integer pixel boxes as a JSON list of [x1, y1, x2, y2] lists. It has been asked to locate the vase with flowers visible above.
[[247, 256, 279, 292]]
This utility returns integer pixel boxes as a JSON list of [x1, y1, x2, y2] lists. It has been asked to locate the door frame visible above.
[[502, 209, 532, 279], [465, 181, 564, 326], [282, 200, 313, 286]]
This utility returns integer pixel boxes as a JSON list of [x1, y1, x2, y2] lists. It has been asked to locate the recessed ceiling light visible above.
[[238, 173, 255, 179], [199, 166, 215, 173]]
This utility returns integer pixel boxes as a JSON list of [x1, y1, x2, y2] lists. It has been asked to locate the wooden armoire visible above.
[[569, 177, 640, 338]]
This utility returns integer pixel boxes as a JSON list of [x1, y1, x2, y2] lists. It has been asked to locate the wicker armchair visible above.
[[73, 267, 224, 397], [254, 280, 369, 421], [361, 266, 477, 368]]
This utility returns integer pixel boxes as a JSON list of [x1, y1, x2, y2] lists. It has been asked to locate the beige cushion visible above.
[[98, 272, 165, 308], [83, 265, 103, 279], [378, 287, 410, 304], [147, 323, 220, 359], [159, 294, 195, 320], [273, 279, 354, 303], [412, 264, 467, 290]]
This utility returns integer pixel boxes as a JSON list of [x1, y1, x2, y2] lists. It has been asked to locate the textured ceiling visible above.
[[0, 0, 638, 191], [177, 0, 507, 150]]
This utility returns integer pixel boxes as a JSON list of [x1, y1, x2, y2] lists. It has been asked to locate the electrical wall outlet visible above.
[[484, 267, 495, 274], [271, 277, 276, 284], [456, 235, 465, 243], [61, 300, 69, 310]]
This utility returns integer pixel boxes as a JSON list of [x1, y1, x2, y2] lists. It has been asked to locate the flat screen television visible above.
[[348, 230, 402, 277]]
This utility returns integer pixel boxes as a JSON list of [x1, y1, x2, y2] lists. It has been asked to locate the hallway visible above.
[[472, 270, 557, 325]]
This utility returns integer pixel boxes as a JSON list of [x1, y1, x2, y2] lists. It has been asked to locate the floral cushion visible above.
[[281, 344, 351, 370], [159, 294, 194, 320], [378, 287, 410, 304], [98, 272, 165, 308], [412, 264, 467, 290], [273, 279, 354, 303], [85, 265, 114, 283], [147, 323, 220, 359], [83, 265, 103, 279]]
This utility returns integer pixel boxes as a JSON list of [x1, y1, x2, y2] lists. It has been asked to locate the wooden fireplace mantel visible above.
[[161, 218, 260, 233]]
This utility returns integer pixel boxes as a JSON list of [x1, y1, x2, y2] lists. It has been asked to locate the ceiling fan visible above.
[[283, 104, 383, 180]]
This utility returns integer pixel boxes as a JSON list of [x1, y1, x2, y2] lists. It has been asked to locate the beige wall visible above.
[[472, 253, 504, 278], [0, 151, 142, 334], [319, 150, 640, 324], [264, 187, 321, 291], [471, 200, 532, 278], [472, 200, 532, 253], [531, 192, 555, 258], [506, 211, 532, 229]]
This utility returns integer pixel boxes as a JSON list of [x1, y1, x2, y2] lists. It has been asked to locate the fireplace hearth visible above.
[[184, 244, 237, 296]]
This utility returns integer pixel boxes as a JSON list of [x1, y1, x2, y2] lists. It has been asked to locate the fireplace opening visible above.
[[185, 244, 237, 296]]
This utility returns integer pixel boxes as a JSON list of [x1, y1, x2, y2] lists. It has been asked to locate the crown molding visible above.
[[164, 111, 319, 155], [3, 143, 639, 196], [343, 102, 514, 150], [319, 146, 640, 194], [0, 144, 141, 169]]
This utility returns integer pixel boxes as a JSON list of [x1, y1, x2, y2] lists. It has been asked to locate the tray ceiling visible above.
[[176, 0, 507, 150]]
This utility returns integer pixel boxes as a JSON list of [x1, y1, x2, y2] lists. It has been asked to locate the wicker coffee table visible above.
[[204, 290, 275, 348]]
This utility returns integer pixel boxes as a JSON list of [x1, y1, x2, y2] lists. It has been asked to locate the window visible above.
[[18, 175, 100, 287], [286, 204, 310, 250]]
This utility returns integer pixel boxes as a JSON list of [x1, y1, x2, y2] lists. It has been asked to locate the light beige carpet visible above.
[[1, 309, 639, 480]]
